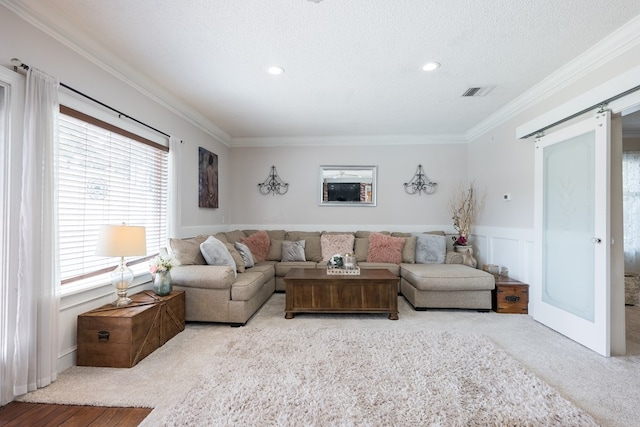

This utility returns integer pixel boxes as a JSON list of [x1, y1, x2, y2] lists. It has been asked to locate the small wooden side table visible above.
[[77, 290, 185, 368], [492, 277, 529, 314]]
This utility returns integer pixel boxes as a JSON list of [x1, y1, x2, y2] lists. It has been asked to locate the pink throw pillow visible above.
[[321, 234, 355, 262], [366, 232, 405, 264], [241, 230, 270, 263]]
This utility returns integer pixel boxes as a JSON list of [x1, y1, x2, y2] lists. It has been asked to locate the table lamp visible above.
[[95, 223, 147, 306]]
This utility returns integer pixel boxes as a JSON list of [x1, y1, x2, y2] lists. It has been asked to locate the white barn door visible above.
[[534, 111, 611, 357]]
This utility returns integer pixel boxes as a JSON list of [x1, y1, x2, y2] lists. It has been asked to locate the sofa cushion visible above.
[[415, 233, 446, 264], [321, 233, 355, 261], [267, 229, 287, 240], [267, 239, 285, 261], [231, 271, 267, 301], [286, 231, 321, 240], [224, 230, 246, 243], [248, 262, 276, 280], [170, 265, 236, 289], [276, 261, 317, 277], [305, 236, 322, 262], [355, 230, 390, 238], [358, 262, 400, 276], [168, 235, 208, 265], [224, 242, 246, 273], [214, 232, 229, 242], [282, 240, 306, 262], [391, 232, 412, 237], [402, 236, 417, 264], [241, 230, 270, 262], [367, 232, 405, 264], [286, 231, 322, 261], [354, 237, 369, 262], [200, 236, 237, 277], [234, 242, 255, 268], [401, 264, 495, 291]]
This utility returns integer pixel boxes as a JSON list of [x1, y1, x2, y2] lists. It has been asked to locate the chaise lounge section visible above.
[[400, 263, 495, 311]]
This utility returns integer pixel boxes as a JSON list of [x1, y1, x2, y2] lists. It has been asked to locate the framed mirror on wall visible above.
[[319, 165, 377, 206]]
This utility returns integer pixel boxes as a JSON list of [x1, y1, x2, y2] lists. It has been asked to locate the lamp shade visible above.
[[95, 224, 147, 257]]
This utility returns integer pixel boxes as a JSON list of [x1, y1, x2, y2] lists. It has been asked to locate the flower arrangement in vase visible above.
[[149, 254, 179, 275], [149, 254, 179, 296], [449, 181, 485, 247]]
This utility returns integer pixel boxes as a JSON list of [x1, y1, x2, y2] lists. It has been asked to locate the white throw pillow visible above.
[[200, 236, 237, 277], [415, 234, 446, 264]]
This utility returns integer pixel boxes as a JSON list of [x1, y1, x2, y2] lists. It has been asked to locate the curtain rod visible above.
[[11, 58, 171, 139]]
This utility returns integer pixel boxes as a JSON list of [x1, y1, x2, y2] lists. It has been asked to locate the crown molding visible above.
[[5, 0, 640, 147], [466, 14, 640, 142], [1, 0, 232, 146], [231, 134, 467, 148]]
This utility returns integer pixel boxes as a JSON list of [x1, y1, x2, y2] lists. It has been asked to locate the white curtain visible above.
[[12, 68, 60, 396], [623, 151, 640, 274]]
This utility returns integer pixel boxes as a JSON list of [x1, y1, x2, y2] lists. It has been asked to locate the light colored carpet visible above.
[[158, 328, 597, 426], [16, 294, 640, 426]]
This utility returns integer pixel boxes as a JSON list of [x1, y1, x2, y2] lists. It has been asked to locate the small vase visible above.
[[153, 270, 172, 296], [454, 245, 478, 268]]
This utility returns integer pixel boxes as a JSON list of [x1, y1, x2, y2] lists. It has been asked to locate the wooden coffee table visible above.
[[284, 268, 399, 320]]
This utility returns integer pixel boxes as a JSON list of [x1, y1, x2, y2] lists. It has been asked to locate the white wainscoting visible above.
[[472, 226, 535, 285], [472, 226, 535, 316]]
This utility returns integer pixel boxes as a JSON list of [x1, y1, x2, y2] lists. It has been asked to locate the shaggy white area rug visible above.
[[158, 328, 598, 426]]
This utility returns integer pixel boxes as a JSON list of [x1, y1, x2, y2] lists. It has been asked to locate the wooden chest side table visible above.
[[492, 278, 529, 314], [77, 290, 185, 368]]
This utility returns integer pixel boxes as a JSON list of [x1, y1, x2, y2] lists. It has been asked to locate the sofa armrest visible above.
[[170, 265, 236, 290], [445, 251, 463, 264]]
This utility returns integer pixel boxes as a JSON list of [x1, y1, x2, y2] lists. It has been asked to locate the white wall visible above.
[[229, 143, 467, 228]]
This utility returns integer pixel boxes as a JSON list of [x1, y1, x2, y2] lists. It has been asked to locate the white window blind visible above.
[[58, 106, 168, 285]]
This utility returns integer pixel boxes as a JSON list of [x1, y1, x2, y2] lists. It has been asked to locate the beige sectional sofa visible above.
[[166, 229, 495, 325]]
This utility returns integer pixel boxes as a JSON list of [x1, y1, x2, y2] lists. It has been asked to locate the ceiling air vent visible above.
[[461, 86, 495, 97]]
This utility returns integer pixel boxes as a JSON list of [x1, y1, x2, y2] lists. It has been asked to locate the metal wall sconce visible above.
[[403, 164, 437, 195], [258, 165, 289, 195]]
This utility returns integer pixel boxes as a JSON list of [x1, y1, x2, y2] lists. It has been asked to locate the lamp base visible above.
[[113, 295, 132, 307], [111, 259, 134, 306]]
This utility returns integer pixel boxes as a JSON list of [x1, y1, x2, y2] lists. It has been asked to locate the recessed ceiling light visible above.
[[267, 66, 285, 75], [422, 62, 441, 72]]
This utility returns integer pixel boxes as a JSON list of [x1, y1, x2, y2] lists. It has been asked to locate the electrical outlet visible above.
[[503, 194, 511, 201]]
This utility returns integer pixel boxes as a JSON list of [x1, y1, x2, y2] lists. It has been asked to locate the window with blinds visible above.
[[58, 106, 168, 285]]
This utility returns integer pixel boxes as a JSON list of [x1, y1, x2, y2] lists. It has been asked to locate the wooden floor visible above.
[[0, 402, 151, 426]]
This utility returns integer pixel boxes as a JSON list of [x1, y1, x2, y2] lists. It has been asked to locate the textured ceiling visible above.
[[7, 0, 640, 143]]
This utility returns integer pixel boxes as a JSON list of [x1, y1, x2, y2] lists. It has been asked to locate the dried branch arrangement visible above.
[[449, 181, 485, 245]]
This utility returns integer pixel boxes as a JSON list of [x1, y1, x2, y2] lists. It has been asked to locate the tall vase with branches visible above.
[[449, 181, 485, 246]]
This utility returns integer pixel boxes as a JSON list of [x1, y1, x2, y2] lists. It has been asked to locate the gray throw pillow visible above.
[[234, 242, 255, 268], [415, 234, 446, 264], [281, 240, 306, 262], [200, 236, 237, 277]]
